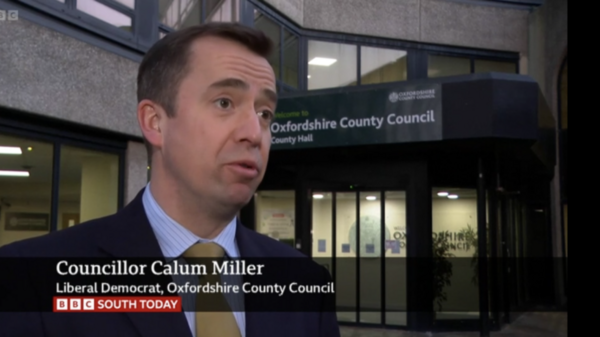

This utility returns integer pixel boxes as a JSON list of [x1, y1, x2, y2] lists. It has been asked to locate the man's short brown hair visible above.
[[137, 22, 274, 161]]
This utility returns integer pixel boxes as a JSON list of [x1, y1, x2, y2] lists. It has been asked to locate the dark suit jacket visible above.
[[0, 188, 340, 337]]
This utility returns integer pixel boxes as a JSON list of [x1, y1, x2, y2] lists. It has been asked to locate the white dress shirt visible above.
[[142, 183, 246, 337]]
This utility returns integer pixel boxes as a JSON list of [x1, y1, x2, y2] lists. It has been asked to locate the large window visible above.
[[76, 0, 133, 31], [253, 9, 299, 90], [431, 188, 481, 320], [254, 10, 281, 80], [159, 0, 201, 30], [0, 130, 124, 247], [475, 59, 517, 74], [206, 0, 239, 22], [429, 54, 518, 78], [360, 46, 407, 85], [308, 40, 357, 90], [0, 134, 53, 246], [58, 146, 119, 228], [428, 55, 471, 78]]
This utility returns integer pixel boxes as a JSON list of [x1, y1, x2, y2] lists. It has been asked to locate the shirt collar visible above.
[[141, 183, 238, 261]]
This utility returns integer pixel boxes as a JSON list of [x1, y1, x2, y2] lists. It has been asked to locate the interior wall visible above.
[[432, 196, 480, 315], [0, 183, 80, 247]]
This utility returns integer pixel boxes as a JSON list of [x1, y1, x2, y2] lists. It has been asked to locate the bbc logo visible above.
[[0, 10, 19, 21], [56, 298, 95, 311]]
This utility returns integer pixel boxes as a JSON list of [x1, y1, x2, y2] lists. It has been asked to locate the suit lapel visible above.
[[96, 188, 192, 337], [235, 220, 267, 337]]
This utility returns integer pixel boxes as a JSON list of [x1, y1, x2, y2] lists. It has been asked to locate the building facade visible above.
[[0, 0, 567, 333]]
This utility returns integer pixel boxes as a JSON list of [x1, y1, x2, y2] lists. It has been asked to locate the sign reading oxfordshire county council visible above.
[[270, 83, 442, 150]]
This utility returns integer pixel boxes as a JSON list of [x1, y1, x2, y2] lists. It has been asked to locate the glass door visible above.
[[310, 186, 407, 328]]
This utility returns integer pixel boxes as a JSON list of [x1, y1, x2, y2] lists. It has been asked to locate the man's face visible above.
[[158, 36, 276, 211]]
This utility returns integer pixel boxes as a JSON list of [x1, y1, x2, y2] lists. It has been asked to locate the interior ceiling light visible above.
[[0, 170, 29, 177], [448, 194, 459, 199], [0, 146, 22, 155], [308, 57, 337, 66], [437, 192, 449, 197], [366, 196, 377, 201], [313, 194, 324, 199]]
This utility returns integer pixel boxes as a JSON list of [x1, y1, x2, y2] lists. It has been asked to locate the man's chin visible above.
[[226, 185, 255, 205]]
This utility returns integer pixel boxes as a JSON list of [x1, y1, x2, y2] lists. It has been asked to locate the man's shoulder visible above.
[[0, 214, 117, 257]]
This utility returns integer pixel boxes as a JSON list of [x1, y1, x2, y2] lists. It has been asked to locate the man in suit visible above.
[[0, 22, 340, 337]]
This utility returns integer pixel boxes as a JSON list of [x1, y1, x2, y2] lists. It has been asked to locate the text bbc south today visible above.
[[0, 10, 19, 21], [54, 297, 182, 313]]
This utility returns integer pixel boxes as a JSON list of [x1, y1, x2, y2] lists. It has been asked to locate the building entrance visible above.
[[309, 183, 408, 327]]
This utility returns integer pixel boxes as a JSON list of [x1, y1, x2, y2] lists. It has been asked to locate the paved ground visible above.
[[340, 312, 567, 337]]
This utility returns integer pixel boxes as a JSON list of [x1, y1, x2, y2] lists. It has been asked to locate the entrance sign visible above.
[[271, 83, 442, 149]]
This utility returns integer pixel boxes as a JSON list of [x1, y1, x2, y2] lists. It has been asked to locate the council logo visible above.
[[388, 92, 398, 103]]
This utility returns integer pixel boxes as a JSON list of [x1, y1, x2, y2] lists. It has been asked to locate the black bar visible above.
[[332, 191, 337, 285], [299, 36, 307, 90], [488, 156, 500, 327], [49, 144, 61, 233], [117, 150, 125, 209], [239, 195, 256, 230], [478, 157, 490, 337], [134, 0, 158, 52], [357, 45, 361, 85], [501, 196, 509, 323], [280, 25, 284, 82], [239, 0, 255, 27], [380, 190, 385, 326], [294, 168, 311, 255], [407, 161, 431, 330], [355, 190, 360, 323]]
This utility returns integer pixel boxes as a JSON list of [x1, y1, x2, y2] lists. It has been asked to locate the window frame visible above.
[[426, 51, 519, 78], [16, 0, 155, 50], [0, 108, 128, 234], [8, 0, 519, 89]]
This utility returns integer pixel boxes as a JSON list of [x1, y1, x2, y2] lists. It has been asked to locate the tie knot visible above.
[[183, 242, 225, 259]]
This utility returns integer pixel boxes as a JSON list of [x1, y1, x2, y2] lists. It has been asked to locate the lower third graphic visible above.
[[53, 297, 181, 312]]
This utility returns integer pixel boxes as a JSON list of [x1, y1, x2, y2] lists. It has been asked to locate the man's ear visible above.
[[137, 100, 163, 149]]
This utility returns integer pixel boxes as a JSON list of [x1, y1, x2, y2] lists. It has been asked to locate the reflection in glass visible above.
[[335, 192, 356, 322], [359, 191, 381, 324], [283, 29, 299, 88], [308, 40, 357, 90], [76, 0, 132, 31], [254, 11, 280, 80], [428, 55, 471, 78], [206, 0, 239, 22], [58, 146, 119, 228], [432, 188, 480, 320], [159, 0, 201, 30], [474, 59, 517, 74], [385, 191, 407, 326], [0, 134, 53, 247], [254, 191, 295, 247], [360, 46, 407, 85]]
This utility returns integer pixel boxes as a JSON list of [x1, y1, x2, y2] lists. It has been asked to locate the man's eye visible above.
[[257, 110, 273, 120], [216, 98, 232, 109]]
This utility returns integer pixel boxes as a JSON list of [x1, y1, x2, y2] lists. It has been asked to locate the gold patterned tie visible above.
[[183, 242, 241, 337]]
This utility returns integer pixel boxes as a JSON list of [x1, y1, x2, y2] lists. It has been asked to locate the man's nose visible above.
[[234, 104, 264, 146]]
